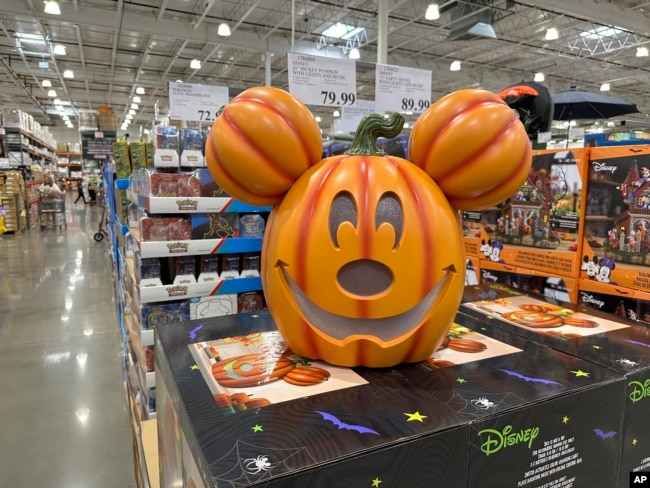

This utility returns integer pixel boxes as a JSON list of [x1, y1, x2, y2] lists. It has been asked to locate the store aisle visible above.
[[0, 195, 136, 487]]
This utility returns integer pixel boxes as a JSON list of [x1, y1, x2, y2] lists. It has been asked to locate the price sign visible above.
[[375, 64, 432, 114], [568, 127, 585, 140], [288, 52, 356, 107], [338, 100, 376, 133], [169, 82, 229, 122], [537, 131, 552, 143]]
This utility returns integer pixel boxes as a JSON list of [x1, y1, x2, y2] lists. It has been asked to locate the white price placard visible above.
[[568, 127, 585, 140], [375, 64, 432, 113], [288, 52, 357, 107], [169, 82, 229, 122], [537, 131, 552, 143], [338, 100, 376, 133]]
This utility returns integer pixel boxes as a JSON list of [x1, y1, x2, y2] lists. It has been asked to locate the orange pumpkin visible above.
[[408, 89, 532, 210], [212, 354, 295, 388], [205, 86, 323, 207], [262, 114, 465, 367]]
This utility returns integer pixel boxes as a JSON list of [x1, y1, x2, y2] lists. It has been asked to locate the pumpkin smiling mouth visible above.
[[277, 262, 456, 341]]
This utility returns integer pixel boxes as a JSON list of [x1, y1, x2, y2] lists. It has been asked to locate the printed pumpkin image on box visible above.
[[206, 86, 531, 367]]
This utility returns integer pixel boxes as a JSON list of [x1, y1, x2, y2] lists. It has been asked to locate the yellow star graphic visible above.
[[371, 478, 382, 487], [570, 369, 590, 377], [190, 364, 200, 371], [404, 411, 427, 422], [633, 438, 638, 446], [252, 424, 263, 433], [562, 416, 569, 424]]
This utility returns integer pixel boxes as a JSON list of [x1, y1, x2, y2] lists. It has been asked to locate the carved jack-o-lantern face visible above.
[[206, 87, 531, 368], [262, 154, 464, 367]]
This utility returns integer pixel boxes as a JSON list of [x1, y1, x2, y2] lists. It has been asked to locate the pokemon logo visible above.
[[176, 199, 199, 210], [165, 285, 189, 297], [167, 242, 190, 253]]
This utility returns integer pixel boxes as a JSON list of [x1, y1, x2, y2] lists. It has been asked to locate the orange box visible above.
[[468, 148, 587, 279], [581, 145, 650, 290]]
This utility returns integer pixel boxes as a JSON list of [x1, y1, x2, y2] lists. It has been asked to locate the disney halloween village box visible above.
[[461, 283, 650, 487], [155, 310, 628, 488]]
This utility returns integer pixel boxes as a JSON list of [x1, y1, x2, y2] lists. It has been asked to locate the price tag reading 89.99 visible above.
[[401, 98, 430, 111], [375, 64, 432, 114]]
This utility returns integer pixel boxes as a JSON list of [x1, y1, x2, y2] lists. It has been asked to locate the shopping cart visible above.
[[39, 192, 67, 230]]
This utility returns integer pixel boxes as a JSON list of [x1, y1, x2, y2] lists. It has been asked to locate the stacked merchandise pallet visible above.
[[0, 171, 27, 233], [105, 127, 268, 488]]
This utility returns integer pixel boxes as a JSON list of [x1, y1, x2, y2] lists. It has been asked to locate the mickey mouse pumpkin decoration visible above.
[[206, 86, 531, 368]]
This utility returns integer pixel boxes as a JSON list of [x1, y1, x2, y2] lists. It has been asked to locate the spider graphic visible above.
[[244, 455, 272, 474], [616, 358, 638, 367], [471, 397, 495, 410]]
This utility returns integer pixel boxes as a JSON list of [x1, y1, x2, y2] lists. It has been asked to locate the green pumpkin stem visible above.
[[345, 113, 405, 156]]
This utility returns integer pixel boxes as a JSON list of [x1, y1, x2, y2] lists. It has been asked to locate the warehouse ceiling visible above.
[[1, 0, 650, 136]]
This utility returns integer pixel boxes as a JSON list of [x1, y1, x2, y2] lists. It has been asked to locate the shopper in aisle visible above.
[[74, 178, 87, 204], [39, 175, 63, 195]]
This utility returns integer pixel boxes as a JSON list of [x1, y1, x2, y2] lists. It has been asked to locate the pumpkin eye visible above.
[[375, 192, 403, 249], [329, 191, 357, 247]]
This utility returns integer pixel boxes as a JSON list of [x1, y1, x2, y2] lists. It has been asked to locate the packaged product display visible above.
[[465, 148, 586, 279], [240, 253, 260, 277], [198, 255, 220, 282], [577, 277, 650, 325], [173, 256, 197, 284], [190, 213, 239, 240], [180, 128, 205, 167], [154, 126, 180, 168], [145, 141, 155, 169], [582, 145, 650, 291], [156, 310, 625, 488], [219, 254, 240, 280], [139, 301, 190, 329], [149, 172, 201, 198], [189, 295, 238, 319], [135, 255, 162, 287], [140, 217, 191, 242], [238, 213, 265, 238], [237, 291, 264, 312], [112, 141, 132, 178], [461, 284, 650, 487], [129, 142, 147, 171]]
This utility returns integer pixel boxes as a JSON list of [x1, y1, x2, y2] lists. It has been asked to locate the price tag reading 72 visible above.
[[321, 91, 356, 106], [197, 110, 218, 122], [401, 98, 430, 111]]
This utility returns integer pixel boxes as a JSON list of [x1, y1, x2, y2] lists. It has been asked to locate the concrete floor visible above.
[[0, 194, 136, 487]]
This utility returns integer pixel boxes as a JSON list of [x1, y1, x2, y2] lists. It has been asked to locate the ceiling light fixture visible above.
[[333, 110, 341, 117], [449, 60, 461, 71], [600, 82, 611, 91], [131, 103, 139, 110], [637, 46, 649, 57], [128, 109, 136, 115], [44, 0, 61, 15], [217, 22, 231, 37], [349, 47, 360, 60], [545, 28, 559, 41], [190, 59, 202, 69], [47, 89, 57, 97], [63, 69, 74, 78], [315, 116, 322, 123], [42, 79, 52, 87], [126, 114, 133, 120], [53, 98, 62, 105], [53, 44, 66, 55], [425, 3, 440, 21], [533, 72, 545, 82], [133, 96, 141, 104], [136, 86, 145, 95]]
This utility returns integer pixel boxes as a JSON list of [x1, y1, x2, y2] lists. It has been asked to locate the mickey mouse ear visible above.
[[205, 87, 323, 207], [408, 89, 532, 210]]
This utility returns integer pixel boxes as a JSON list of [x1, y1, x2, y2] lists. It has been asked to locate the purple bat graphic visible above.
[[315, 411, 379, 435], [188, 324, 203, 341], [498, 369, 561, 385], [594, 428, 617, 440], [624, 339, 650, 349]]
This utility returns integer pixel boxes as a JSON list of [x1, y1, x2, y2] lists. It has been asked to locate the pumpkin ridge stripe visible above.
[[394, 159, 434, 293], [420, 100, 503, 180], [221, 108, 297, 188], [436, 115, 522, 191], [358, 157, 371, 319], [240, 97, 313, 175], [208, 134, 284, 202]]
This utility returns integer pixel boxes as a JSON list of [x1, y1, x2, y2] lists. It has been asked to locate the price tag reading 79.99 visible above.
[[321, 91, 356, 106]]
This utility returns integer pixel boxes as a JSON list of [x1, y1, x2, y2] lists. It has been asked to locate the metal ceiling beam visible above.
[[156, 0, 169, 22], [193, 0, 219, 30], [0, 55, 50, 120], [74, 24, 92, 111]]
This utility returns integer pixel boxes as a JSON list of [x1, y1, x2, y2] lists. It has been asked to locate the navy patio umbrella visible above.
[[553, 87, 639, 120]]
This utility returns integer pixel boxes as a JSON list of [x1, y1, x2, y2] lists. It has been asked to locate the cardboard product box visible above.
[[129, 142, 147, 171], [98, 114, 118, 131], [190, 213, 239, 240], [582, 145, 650, 291], [461, 285, 650, 487], [461, 210, 484, 258], [112, 141, 131, 179], [139, 301, 190, 330], [189, 295, 237, 320], [476, 148, 586, 279], [196, 168, 229, 198], [465, 257, 480, 286], [155, 312, 471, 488], [145, 141, 155, 169], [577, 278, 650, 326], [404, 313, 625, 488], [1, 108, 22, 128]]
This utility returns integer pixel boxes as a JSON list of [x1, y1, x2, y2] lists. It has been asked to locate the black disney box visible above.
[[461, 284, 650, 487], [155, 311, 470, 488], [156, 309, 625, 488]]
